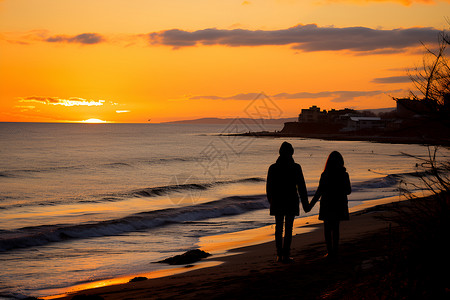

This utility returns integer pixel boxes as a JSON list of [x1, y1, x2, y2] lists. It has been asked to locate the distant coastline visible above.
[[142, 104, 446, 145], [227, 130, 450, 146], [223, 116, 450, 146], [218, 103, 449, 146], [161, 117, 297, 125], [159, 108, 395, 125]]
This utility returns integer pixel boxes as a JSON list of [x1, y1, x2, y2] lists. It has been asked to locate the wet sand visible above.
[[41, 196, 413, 300]]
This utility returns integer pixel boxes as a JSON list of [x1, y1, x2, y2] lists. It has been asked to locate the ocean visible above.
[[0, 122, 437, 299]]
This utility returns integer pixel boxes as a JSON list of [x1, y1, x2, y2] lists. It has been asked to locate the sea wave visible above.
[[351, 174, 401, 192], [126, 171, 412, 201], [0, 165, 86, 178], [0, 156, 201, 179], [0, 195, 268, 252], [0, 176, 265, 210], [124, 177, 265, 199], [0, 174, 408, 252]]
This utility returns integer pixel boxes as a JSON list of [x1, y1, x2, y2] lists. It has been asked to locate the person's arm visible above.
[[296, 165, 309, 213], [309, 174, 323, 210], [309, 189, 321, 210], [344, 172, 351, 195], [266, 165, 274, 205]]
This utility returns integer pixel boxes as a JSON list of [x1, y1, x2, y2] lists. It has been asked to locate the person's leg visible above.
[[324, 220, 332, 256], [283, 215, 295, 259], [275, 215, 284, 258], [332, 221, 340, 256]]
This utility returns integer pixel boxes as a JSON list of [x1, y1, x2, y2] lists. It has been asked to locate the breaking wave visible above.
[[0, 195, 268, 252]]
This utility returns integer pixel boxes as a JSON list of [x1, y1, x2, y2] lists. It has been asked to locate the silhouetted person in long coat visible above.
[[310, 151, 351, 260], [266, 142, 309, 262]]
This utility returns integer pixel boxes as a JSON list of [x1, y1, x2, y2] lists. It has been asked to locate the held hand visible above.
[[308, 198, 317, 212], [304, 203, 311, 213], [311, 196, 320, 208]]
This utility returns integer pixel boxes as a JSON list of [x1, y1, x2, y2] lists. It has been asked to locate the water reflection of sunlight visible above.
[[41, 261, 222, 300]]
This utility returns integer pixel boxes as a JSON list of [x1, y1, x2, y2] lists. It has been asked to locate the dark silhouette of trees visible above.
[[407, 29, 450, 118], [383, 26, 450, 298]]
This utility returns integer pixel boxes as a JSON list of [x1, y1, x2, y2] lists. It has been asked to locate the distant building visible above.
[[396, 98, 435, 118], [298, 106, 357, 123], [298, 106, 326, 123], [342, 117, 384, 132], [327, 108, 359, 123]]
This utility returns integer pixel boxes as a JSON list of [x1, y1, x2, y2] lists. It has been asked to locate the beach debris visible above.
[[129, 276, 148, 283], [157, 249, 211, 265], [359, 256, 388, 271]]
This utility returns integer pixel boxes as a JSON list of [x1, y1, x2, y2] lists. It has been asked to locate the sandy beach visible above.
[[39, 194, 450, 300]]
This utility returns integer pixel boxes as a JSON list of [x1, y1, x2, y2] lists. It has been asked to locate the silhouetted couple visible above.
[[266, 142, 351, 263]]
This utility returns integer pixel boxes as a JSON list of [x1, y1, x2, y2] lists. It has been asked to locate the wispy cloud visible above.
[[148, 24, 439, 53], [19, 96, 106, 106], [45, 33, 104, 44], [190, 93, 261, 101], [14, 105, 36, 112], [372, 75, 411, 83], [273, 90, 404, 102], [322, 0, 449, 6], [1, 30, 145, 47], [189, 89, 405, 103]]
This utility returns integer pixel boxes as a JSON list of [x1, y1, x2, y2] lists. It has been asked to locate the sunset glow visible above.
[[1, 0, 449, 123]]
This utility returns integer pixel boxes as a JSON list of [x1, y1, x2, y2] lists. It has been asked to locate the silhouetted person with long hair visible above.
[[310, 151, 351, 260], [266, 142, 309, 263]]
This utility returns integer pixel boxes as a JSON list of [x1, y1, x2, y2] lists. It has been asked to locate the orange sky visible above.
[[1, 0, 449, 123]]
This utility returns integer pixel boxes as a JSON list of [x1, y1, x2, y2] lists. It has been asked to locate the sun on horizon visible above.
[[80, 118, 108, 124]]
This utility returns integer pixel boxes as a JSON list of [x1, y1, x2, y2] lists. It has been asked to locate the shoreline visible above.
[[40, 195, 411, 300], [224, 131, 450, 146]]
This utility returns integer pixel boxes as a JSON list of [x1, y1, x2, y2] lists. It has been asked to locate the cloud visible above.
[[14, 105, 36, 112], [148, 24, 440, 53], [15, 105, 36, 109], [273, 91, 396, 102], [4, 39, 30, 45], [372, 75, 411, 83], [115, 110, 130, 113], [19, 96, 105, 106], [189, 89, 405, 103], [7, 24, 440, 53], [190, 93, 261, 101], [322, 0, 449, 6], [45, 33, 104, 44], [1, 30, 114, 46]]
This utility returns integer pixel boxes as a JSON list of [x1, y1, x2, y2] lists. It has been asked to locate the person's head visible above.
[[324, 151, 345, 172], [279, 141, 294, 157]]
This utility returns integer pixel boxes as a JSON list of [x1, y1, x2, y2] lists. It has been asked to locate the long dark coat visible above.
[[266, 156, 308, 216], [314, 169, 351, 221]]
